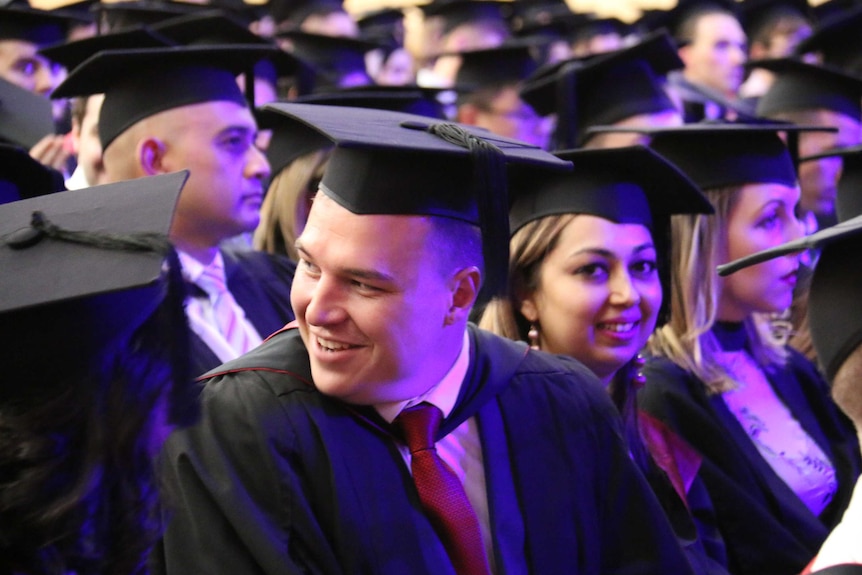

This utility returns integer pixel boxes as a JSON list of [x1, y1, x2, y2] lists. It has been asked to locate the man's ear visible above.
[[444, 266, 481, 326], [677, 44, 693, 68], [138, 137, 168, 176]]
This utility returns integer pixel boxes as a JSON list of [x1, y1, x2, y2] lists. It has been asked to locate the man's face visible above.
[[469, 86, 552, 149], [0, 39, 64, 97], [153, 101, 271, 247], [291, 192, 464, 405], [797, 110, 862, 216], [680, 12, 747, 97]]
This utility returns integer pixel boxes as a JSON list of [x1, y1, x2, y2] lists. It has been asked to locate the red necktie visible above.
[[395, 403, 491, 575]]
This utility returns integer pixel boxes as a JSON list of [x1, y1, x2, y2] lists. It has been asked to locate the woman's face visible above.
[[520, 215, 662, 383], [718, 182, 804, 321]]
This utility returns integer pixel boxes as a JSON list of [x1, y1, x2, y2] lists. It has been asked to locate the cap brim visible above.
[[0, 77, 55, 149], [717, 212, 862, 276]]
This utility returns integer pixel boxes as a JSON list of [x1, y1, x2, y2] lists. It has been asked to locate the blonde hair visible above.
[[479, 214, 576, 341], [648, 186, 788, 394], [253, 149, 331, 261]]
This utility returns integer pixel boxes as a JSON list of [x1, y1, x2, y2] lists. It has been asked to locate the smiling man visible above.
[[154, 103, 696, 575], [52, 45, 297, 375]]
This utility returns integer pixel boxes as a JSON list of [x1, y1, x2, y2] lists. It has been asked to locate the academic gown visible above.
[[640, 325, 861, 575], [187, 246, 297, 377], [153, 324, 695, 575]]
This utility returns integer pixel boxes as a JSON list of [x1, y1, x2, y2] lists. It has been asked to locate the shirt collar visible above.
[[375, 330, 471, 424], [178, 249, 224, 285]]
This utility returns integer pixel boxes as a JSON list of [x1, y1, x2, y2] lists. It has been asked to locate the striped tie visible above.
[[196, 261, 257, 356]]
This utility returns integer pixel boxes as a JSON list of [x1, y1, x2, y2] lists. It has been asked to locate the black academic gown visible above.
[[154, 324, 695, 575], [187, 246, 297, 377], [640, 327, 861, 575]]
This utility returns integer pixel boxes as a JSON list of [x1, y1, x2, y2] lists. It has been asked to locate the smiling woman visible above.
[[478, 144, 731, 574]]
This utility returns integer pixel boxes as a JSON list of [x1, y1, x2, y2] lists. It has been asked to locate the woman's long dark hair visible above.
[[0, 254, 194, 575]]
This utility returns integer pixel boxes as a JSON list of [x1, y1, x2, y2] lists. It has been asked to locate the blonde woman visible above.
[[635, 124, 862, 575], [480, 146, 729, 574]]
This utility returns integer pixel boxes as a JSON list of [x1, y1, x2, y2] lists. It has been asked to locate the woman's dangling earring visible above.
[[631, 354, 647, 389], [528, 324, 540, 350]]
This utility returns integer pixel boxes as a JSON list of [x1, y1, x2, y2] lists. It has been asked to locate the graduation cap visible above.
[[420, 0, 510, 36], [520, 29, 683, 149], [259, 102, 571, 298], [0, 76, 54, 149], [356, 7, 405, 46], [509, 145, 713, 234], [567, 14, 630, 48], [454, 43, 539, 91], [49, 0, 98, 23], [0, 171, 195, 414], [799, 145, 862, 223], [0, 3, 82, 45], [259, 86, 449, 175], [754, 58, 862, 121], [38, 25, 175, 71], [277, 30, 375, 91], [590, 123, 811, 190], [0, 143, 65, 204], [52, 45, 278, 150], [267, 0, 346, 28], [810, 0, 862, 24], [95, 0, 210, 33], [739, 0, 812, 43], [717, 213, 862, 380], [794, 6, 862, 77], [151, 9, 273, 45]]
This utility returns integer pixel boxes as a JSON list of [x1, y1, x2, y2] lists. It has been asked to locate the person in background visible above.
[[417, 0, 510, 88], [666, 0, 751, 122], [755, 58, 862, 231], [52, 45, 296, 376], [267, 0, 357, 38], [738, 0, 813, 100], [520, 30, 684, 151], [717, 212, 862, 575], [454, 44, 549, 149], [0, 3, 81, 172], [636, 124, 861, 575], [479, 145, 729, 574], [0, 171, 198, 575]]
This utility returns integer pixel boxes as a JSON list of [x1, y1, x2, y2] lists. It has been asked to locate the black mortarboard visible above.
[[38, 25, 174, 71], [52, 45, 277, 149], [0, 76, 54, 149], [95, 0, 208, 32], [755, 58, 862, 121], [267, 0, 345, 27], [50, 0, 98, 23], [278, 30, 375, 91], [259, 86, 449, 174], [509, 145, 713, 234], [0, 3, 81, 45], [151, 9, 272, 45], [0, 143, 65, 204], [794, 5, 862, 76], [454, 43, 539, 90], [717, 213, 862, 380], [591, 123, 805, 190], [739, 0, 811, 42], [520, 30, 682, 148], [259, 102, 571, 298], [810, 0, 862, 23], [566, 14, 630, 47], [0, 171, 189, 396], [420, 0, 510, 36], [356, 7, 404, 46], [800, 145, 862, 223]]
